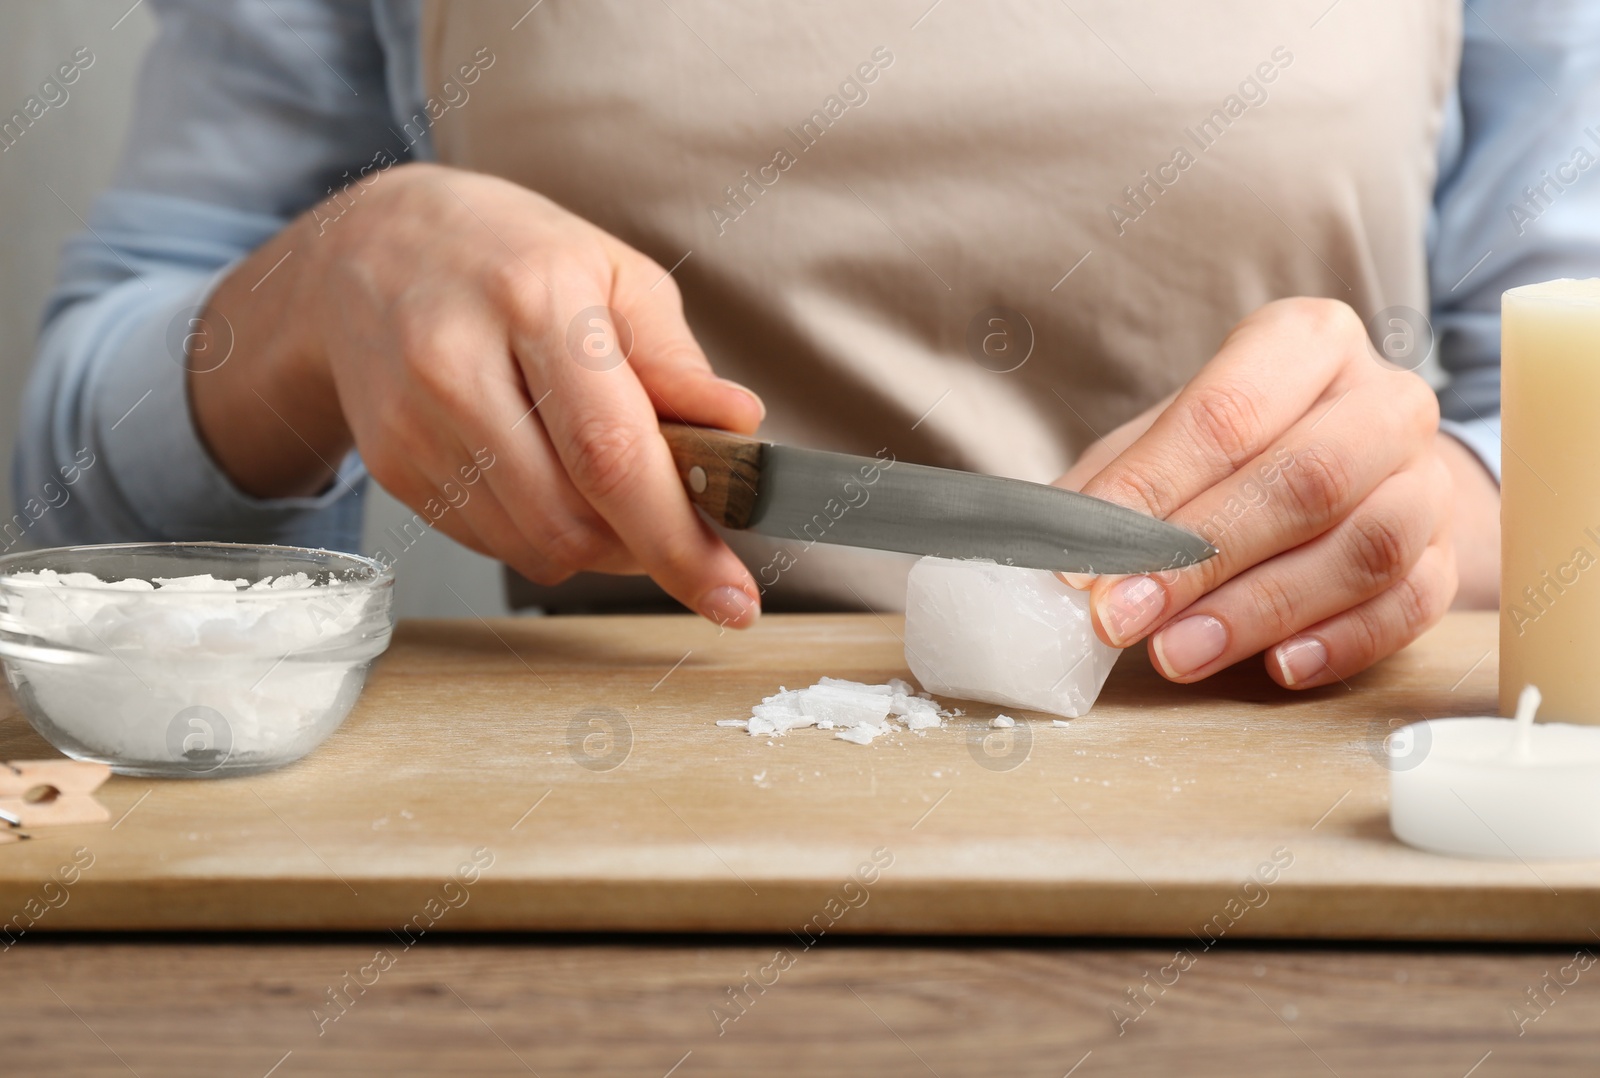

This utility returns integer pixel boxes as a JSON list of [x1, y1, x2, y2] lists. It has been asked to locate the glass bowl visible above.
[[0, 542, 394, 777]]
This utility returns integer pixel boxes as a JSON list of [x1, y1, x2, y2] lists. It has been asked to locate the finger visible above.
[[468, 386, 642, 579], [1088, 374, 1439, 646], [527, 269, 762, 627], [432, 447, 633, 586], [366, 449, 505, 562], [399, 311, 640, 581], [478, 419, 642, 580], [355, 386, 499, 562], [381, 433, 594, 588], [1076, 298, 1363, 520], [609, 247, 765, 434], [1265, 540, 1458, 690], [1140, 462, 1449, 682]]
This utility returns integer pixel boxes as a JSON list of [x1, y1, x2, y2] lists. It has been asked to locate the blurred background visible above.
[[0, 0, 509, 619]]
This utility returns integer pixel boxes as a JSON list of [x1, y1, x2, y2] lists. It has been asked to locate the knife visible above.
[[660, 424, 1217, 576]]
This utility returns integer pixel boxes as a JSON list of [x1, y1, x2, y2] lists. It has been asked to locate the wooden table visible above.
[[2, 935, 1598, 1076], [2, 612, 1598, 1074]]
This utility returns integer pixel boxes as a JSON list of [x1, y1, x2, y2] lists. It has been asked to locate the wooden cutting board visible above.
[[0, 611, 1594, 941]]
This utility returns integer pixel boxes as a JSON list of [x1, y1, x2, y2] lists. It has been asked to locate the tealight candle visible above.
[[1500, 279, 1600, 722], [1389, 686, 1600, 860]]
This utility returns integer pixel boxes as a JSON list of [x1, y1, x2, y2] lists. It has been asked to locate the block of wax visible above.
[[902, 556, 1121, 718]]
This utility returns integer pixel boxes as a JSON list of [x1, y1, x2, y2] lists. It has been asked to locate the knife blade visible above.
[[660, 424, 1217, 575]]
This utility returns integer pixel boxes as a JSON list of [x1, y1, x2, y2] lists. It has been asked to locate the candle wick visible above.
[[1512, 683, 1542, 763]]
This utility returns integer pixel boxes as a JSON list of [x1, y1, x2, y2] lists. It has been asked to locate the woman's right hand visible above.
[[189, 162, 765, 627]]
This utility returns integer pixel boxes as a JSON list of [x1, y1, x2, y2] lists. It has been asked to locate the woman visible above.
[[20, 0, 1576, 688]]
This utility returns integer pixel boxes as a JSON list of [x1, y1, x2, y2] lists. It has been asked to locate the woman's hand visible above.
[[189, 163, 765, 627], [1056, 297, 1498, 688]]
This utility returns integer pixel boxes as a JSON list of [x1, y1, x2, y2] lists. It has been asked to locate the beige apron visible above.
[[422, 0, 1460, 612]]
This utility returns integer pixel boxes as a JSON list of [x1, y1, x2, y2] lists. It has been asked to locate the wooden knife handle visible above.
[[660, 424, 766, 529]]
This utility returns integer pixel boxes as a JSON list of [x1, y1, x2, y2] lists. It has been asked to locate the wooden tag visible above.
[[0, 760, 111, 828]]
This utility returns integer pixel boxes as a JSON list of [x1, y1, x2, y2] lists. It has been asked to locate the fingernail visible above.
[[1057, 572, 1094, 591], [1152, 615, 1228, 679], [1275, 636, 1328, 687], [721, 379, 766, 422], [1098, 575, 1167, 645], [699, 585, 759, 629]]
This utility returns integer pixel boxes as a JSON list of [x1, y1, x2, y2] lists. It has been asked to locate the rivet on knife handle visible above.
[[661, 424, 765, 529]]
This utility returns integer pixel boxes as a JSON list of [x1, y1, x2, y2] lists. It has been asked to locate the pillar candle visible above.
[[1500, 278, 1600, 723]]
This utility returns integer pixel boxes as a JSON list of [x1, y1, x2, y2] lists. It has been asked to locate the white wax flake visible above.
[[816, 677, 893, 695], [151, 574, 251, 591], [891, 693, 943, 731], [250, 572, 315, 591], [799, 684, 892, 728], [991, 715, 1015, 728], [47, 570, 155, 591], [721, 675, 957, 747], [1052, 720, 1072, 728], [751, 694, 816, 734]]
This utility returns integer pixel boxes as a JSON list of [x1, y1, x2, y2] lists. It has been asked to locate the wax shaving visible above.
[[720, 676, 955, 746]]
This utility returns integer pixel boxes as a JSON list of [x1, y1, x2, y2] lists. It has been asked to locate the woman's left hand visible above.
[[1055, 297, 1493, 689]]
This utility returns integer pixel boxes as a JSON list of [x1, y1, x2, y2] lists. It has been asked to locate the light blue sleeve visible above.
[[1430, 0, 1600, 484], [12, 0, 425, 552]]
